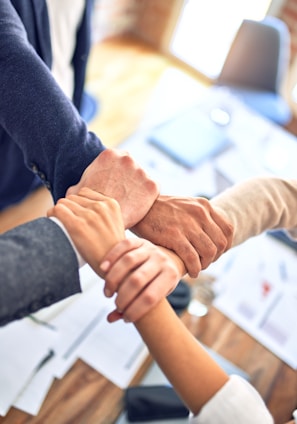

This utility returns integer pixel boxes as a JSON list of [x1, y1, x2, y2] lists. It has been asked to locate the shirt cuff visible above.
[[49, 217, 86, 268]]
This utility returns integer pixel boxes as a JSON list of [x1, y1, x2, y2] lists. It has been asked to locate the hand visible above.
[[132, 195, 234, 278], [66, 149, 159, 229], [100, 238, 183, 323], [47, 188, 125, 275]]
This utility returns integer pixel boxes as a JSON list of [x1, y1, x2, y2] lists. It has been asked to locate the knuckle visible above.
[[123, 238, 135, 249], [123, 253, 137, 269], [129, 272, 145, 289], [142, 291, 156, 308], [226, 222, 234, 238], [216, 237, 228, 253], [84, 210, 97, 224]]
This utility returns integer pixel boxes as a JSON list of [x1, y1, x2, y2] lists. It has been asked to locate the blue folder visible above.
[[148, 108, 230, 169]]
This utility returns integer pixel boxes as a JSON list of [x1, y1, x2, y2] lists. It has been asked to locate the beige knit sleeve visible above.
[[211, 177, 297, 247]]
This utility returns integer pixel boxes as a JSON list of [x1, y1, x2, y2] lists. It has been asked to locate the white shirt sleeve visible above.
[[49, 217, 86, 268], [189, 375, 274, 424]]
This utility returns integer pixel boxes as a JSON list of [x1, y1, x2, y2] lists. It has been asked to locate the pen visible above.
[[35, 349, 55, 372]]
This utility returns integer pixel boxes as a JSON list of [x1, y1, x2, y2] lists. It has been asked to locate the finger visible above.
[[103, 241, 150, 297], [47, 202, 80, 231], [120, 272, 177, 323], [64, 193, 104, 209], [115, 256, 180, 321], [107, 309, 123, 323], [54, 197, 93, 217], [187, 229, 219, 270], [167, 237, 202, 278], [75, 187, 110, 202], [196, 214, 232, 260], [209, 208, 234, 252], [113, 262, 160, 312], [191, 218, 232, 266], [100, 238, 144, 274]]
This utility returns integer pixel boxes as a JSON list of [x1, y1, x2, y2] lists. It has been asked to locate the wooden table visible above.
[[0, 35, 296, 424], [1, 306, 295, 424]]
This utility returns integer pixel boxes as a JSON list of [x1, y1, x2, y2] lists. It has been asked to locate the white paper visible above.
[[13, 355, 56, 416], [3, 266, 149, 416], [213, 234, 297, 368], [78, 318, 148, 389], [45, 267, 148, 389], [49, 279, 110, 378], [0, 319, 57, 416]]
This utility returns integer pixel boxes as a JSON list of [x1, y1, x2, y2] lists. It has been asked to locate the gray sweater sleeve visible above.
[[211, 176, 297, 247], [0, 218, 81, 326]]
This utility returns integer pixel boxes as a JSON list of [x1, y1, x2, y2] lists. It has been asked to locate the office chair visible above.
[[216, 16, 292, 125]]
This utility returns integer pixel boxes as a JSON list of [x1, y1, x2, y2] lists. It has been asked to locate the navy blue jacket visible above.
[[0, 0, 103, 209]]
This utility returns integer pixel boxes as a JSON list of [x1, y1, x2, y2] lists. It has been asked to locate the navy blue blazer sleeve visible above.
[[0, 218, 81, 327], [0, 1, 105, 202]]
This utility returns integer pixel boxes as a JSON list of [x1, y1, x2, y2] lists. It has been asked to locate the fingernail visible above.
[[100, 260, 110, 272]]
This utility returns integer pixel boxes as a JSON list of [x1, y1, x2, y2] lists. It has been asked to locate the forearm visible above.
[[0, 218, 81, 326], [0, 2, 103, 201], [211, 177, 297, 247], [135, 298, 228, 415]]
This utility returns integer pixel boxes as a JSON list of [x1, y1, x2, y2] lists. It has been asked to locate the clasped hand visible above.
[[48, 188, 182, 323], [65, 149, 233, 278]]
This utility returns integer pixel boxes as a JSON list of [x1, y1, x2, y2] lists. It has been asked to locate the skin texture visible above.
[[68, 149, 234, 278], [134, 297, 229, 416], [50, 186, 294, 423], [132, 194, 233, 277], [100, 238, 183, 323], [66, 149, 160, 229], [50, 185, 233, 322], [48, 188, 182, 322], [48, 188, 125, 272]]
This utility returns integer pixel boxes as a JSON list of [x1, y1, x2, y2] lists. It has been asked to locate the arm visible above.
[[0, 188, 125, 327], [47, 187, 126, 271], [0, 3, 159, 223], [66, 149, 160, 229], [211, 177, 297, 247], [135, 298, 228, 415], [50, 190, 185, 323], [99, 240, 273, 420], [0, 1, 232, 262], [0, 1, 103, 201], [131, 195, 234, 278], [132, 176, 297, 278], [0, 217, 80, 326], [100, 176, 297, 322], [134, 298, 274, 423]]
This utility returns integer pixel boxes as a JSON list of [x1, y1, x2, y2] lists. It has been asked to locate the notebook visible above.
[[148, 108, 230, 169]]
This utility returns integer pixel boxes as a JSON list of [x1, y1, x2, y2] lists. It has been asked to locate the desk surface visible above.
[[0, 36, 296, 424], [0, 308, 295, 424]]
